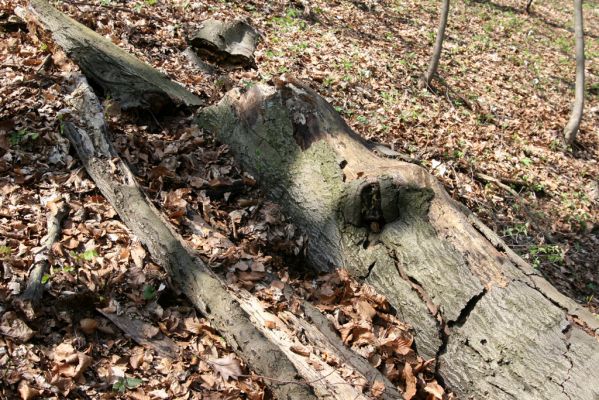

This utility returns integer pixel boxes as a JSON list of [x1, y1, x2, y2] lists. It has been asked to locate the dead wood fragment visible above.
[[189, 19, 260, 68], [98, 309, 178, 359], [21, 200, 68, 304]]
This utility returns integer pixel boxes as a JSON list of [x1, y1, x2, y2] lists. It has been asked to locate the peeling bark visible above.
[[197, 76, 599, 400]]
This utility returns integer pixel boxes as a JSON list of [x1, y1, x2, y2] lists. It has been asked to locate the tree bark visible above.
[[196, 75, 599, 400], [16, 0, 202, 112], [189, 19, 260, 68], [420, 0, 450, 88], [563, 0, 585, 146]]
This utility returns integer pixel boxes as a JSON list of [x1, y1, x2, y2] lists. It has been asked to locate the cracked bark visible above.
[[197, 77, 599, 399]]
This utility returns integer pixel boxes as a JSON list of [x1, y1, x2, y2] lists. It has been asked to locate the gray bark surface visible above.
[[197, 75, 599, 400], [563, 0, 585, 145], [17, 0, 202, 111], [61, 76, 315, 400], [189, 19, 260, 68]]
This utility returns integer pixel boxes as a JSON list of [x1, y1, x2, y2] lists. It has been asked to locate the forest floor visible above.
[[0, 0, 598, 399]]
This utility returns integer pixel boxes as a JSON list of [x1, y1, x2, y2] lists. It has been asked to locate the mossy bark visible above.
[[197, 76, 599, 400]]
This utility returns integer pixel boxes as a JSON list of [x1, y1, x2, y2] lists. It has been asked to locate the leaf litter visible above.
[[1, 0, 598, 398]]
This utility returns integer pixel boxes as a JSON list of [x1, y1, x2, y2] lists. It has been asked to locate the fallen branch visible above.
[[197, 76, 599, 400], [60, 76, 315, 400], [474, 172, 520, 197], [21, 200, 68, 304]]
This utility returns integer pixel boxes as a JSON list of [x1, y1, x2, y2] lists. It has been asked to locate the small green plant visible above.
[[0, 245, 11, 256], [99, 0, 112, 6], [41, 264, 76, 284], [356, 115, 369, 125], [113, 376, 143, 393], [529, 244, 564, 268], [142, 285, 157, 301], [71, 249, 99, 262], [341, 59, 353, 71], [502, 223, 529, 239], [9, 130, 39, 146], [520, 157, 533, 167], [554, 36, 571, 54]]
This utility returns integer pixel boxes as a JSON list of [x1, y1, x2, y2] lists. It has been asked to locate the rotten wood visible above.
[[16, 0, 202, 112], [98, 309, 179, 359], [196, 75, 599, 400]]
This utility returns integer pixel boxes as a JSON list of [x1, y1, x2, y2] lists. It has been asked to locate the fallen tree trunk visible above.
[[16, 0, 202, 112], [60, 75, 404, 400], [196, 75, 599, 400]]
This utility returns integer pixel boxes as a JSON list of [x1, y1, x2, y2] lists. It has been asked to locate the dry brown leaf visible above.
[[371, 379, 385, 397], [148, 388, 169, 399], [402, 363, 417, 400], [289, 344, 311, 357], [18, 380, 41, 400], [209, 353, 243, 381], [79, 318, 98, 335], [0, 312, 34, 342], [424, 381, 445, 399], [130, 347, 145, 370], [131, 241, 147, 269], [355, 299, 377, 322]]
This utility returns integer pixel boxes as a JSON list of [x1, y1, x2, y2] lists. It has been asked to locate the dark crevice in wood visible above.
[[446, 288, 487, 328]]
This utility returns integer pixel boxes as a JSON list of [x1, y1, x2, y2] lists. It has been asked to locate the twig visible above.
[[474, 172, 519, 197]]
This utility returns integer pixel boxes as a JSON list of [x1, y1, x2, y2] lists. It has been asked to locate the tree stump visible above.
[[189, 19, 260, 68]]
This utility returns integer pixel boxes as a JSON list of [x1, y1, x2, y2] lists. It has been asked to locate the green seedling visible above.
[[113, 376, 143, 393]]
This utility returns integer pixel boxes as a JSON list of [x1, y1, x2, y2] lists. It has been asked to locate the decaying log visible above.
[[189, 19, 260, 68], [60, 76, 315, 400], [60, 75, 405, 399], [16, 0, 202, 111], [196, 75, 599, 400], [22, 200, 68, 304]]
